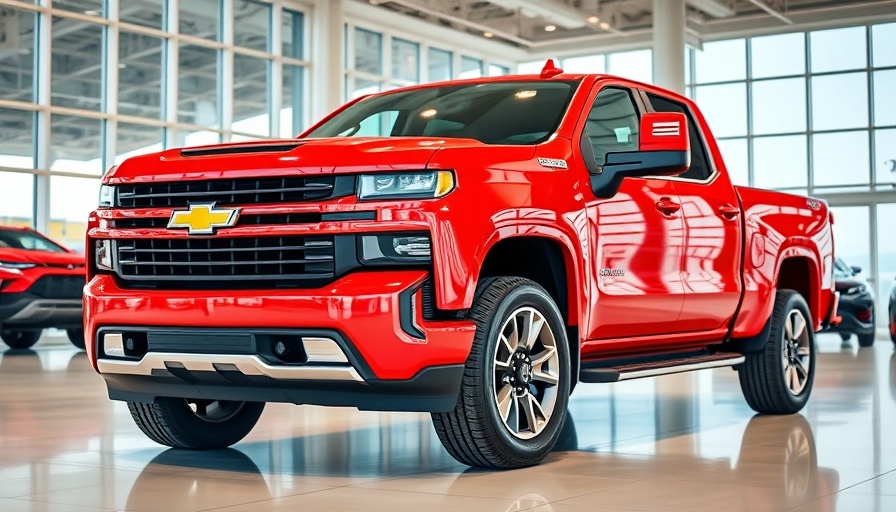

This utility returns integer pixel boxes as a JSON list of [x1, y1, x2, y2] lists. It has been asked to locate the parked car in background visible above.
[[889, 277, 896, 344], [828, 258, 876, 347], [0, 227, 86, 350]]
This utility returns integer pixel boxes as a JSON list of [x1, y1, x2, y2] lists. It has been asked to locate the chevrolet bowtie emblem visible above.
[[167, 202, 241, 235]]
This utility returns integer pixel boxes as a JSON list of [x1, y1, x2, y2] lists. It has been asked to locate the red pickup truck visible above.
[[84, 62, 837, 468], [0, 226, 86, 350]]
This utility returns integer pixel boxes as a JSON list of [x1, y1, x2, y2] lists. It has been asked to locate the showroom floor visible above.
[[1, 332, 894, 512]]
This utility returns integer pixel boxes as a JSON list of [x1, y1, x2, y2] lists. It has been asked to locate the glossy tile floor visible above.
[[1, 332, 895, 512]]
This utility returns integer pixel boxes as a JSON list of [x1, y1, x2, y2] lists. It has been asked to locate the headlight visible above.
[[358, 171, 454, 200], [0, 261, 36, 269], [96, 240, 113, 271], [845, 284, 866, 295], [98, 184, 115, 207]]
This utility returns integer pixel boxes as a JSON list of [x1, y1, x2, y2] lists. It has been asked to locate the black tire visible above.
[[0, 328, 42, 350], [127, 398, 264, 449], [889, 307, 896, 344], [839, 332, 852, 342], [431, 277, 571, 469], [739, 289, 815, 415], [857, 332, 875, 348], [66, 328, 86, 350]]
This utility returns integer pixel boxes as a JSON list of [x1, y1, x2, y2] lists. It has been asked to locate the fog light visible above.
[[96, 240, 113, 270], [104, 333, 125, 357], [360, 234, 431, 264]]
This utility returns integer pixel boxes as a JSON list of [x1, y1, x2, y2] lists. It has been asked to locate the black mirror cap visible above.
[[590, 150, 690, 199]]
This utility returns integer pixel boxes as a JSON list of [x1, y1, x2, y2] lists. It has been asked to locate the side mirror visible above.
[[590, 112, 691, 199], [851, 265, 862, 275]]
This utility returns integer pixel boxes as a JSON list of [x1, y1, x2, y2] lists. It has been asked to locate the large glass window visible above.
[[695, 83, 746, 138], [119, 31, 164, 120], [873, 70, 896, 126], [0, 7, 36, 103], [831, 206, 871, 278], [115, 123, 163, 165], [810, 26, 866, 73], [354, 28, 382, 75], [877, 204, 896, 322], [0, 108, 35, 170], [0, 172, 33, 227], [607, 49, 652, 83], [751, 78, 806, 135], [51, 16, 103, 111], [281, 64, 303, 137], [812, 131, 869, 188], [752, 135, 807, 189], [120, 0, 163, 29], [49, 175, 99, 252], [50, 115, 103, 175], [178, 44, 220, 127], [282, 9, 304, 59], [811, 73, 868, 131], [180, 0, 220, 41], [872, 23, 896, 68], [232, 54, 270, 136], [54, 0, 103, 15], [391, 38, 419, 85], [751, 32, 805, 79], [460, 56, 483, 78], [428, 48, 452, 81], [717, 139, 748, 186], [563, 55, 605, 74], [234, 0, 271, 52], [874, 129, 896, 186], [694, 39, 745, 83]]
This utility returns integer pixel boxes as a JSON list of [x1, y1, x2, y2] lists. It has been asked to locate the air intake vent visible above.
[[180, 143, 302, 157]]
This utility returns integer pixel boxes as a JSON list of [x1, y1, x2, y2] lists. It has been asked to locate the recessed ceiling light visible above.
[[84, 9, 100, 15], [118, 63, 127, 69], [483, 32, 494, 38], [544, 25, 556, 32], [599, 22, 610, 29], [587, 16, 600, 24]]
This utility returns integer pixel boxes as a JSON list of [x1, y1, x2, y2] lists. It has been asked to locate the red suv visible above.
[[0, 227, 86, 350]]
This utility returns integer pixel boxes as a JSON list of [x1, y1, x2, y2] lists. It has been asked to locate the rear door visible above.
[[642, 91, 743, 332]]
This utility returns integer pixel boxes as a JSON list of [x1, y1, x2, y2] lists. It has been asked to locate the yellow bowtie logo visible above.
[[167, 203, 241, 235]]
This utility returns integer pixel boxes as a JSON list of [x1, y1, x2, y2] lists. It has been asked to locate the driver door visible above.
[[581, 85, 685, 340]]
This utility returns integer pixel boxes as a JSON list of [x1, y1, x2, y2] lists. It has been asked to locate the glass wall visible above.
[[344, 22, 512, 99], [518, 49, 653, 82], [0, 0, 308, 249], [686, 23, 896, 195]]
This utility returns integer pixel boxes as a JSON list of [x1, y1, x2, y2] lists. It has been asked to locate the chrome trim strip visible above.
[[97, 353, 364, 382], [617, 356, 745, 381], [303, 337, 349, 363]]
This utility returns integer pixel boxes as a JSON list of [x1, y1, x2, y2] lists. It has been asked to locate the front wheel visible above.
[[432, 277, 571, 469], [1, 328, 43, 350], [66, 328, 86, 350], [739, 289, 815, 414], [127, 398, 264, 449]]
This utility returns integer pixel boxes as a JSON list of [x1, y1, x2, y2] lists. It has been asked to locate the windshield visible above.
[[0, 229, 67, 253], [306, 80, 580, 145]]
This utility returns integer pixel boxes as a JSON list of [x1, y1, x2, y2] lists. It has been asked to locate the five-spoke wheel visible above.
[[781, 309, 811, 396]]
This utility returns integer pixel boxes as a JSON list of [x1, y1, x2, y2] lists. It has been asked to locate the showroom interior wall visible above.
[[0, 0, 520, 251]]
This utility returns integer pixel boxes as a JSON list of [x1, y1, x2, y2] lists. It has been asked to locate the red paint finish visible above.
[[0, 227, 85, 294], [86, 73, 834, 388]]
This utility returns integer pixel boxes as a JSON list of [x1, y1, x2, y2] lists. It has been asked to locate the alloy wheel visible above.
[[492, 307, 561, 440], [782, 309, 812, 396]]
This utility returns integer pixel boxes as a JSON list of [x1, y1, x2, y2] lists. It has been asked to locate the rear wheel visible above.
[[889, 307, 896, 344], [127, 398, 264, 449], [432, 277, 571, 469], [739, 289, 815, 414], [0, 328, 42, 350], [66, 328, 85, 350]]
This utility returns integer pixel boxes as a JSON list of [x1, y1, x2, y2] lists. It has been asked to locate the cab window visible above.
[[646, 93, 713, 181], [583, 87, 640, 167]]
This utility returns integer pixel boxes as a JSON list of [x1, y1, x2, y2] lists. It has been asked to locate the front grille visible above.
[[114, 235, 339, 288], [113, 213, 323, 229], [116, 176, 355, 208], [27, 275, 85, 299]]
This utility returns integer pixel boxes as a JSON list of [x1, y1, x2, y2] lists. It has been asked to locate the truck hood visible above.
[[0, 248, 85, 268], [106, 137, 502, 184]]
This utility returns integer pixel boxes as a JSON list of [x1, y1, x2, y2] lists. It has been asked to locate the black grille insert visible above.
[[115, 235, 337, 286], [27, 275, 85, 299], [111, 211, 375, 229], [116, 176, 355, 208]]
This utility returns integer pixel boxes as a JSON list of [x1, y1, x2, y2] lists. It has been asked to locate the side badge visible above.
[[537, 158, 568, 169], [807, 199, 821, 211]]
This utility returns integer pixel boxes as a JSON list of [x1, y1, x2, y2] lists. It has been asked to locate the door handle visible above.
[[719, 204, 741, 220], [655, 197, 681, 215]]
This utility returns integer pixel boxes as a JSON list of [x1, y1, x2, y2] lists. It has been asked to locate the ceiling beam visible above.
[[686, 0, 735, 17], [486, 0, 588, 29], [745, 0, 794, 25]]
